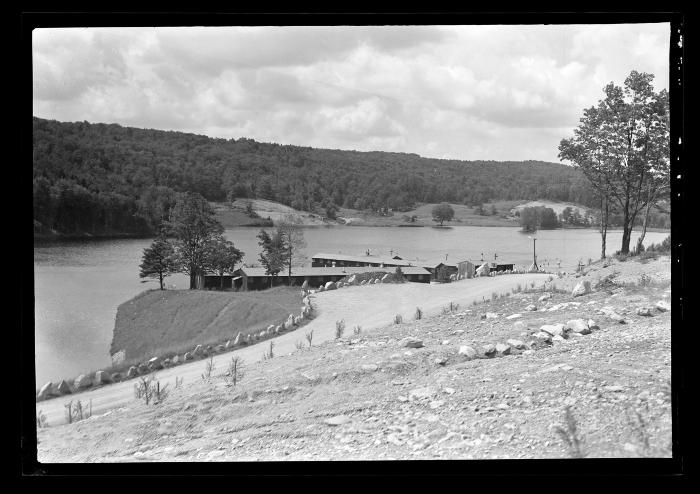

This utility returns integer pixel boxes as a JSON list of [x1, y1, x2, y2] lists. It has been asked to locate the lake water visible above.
[[33, 226, 667, 385]]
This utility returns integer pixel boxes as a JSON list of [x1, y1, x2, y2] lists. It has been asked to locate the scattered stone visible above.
[[361, 364, 379, 372], [587, 319, 599, 331], [540, 324, 566, 337], [127, 366, 138, 378], [636, 307, 653, 317], [495, 343, 511, 355], [513, 321, 527, 331], [95, 370, 111, 384], [434, 357, 448, 366], [608, 313, 626, 324], [506, 313, 522, 320], [324, 415, 350, 426], [325, 281, 337, 291], [605, 385, 625, 392], [566, 319, 591, 334], [572, 280, 592, 297], [525, 304, 537, 312], [38, 381, 55, 400], [552, 335, 565, 342], [458, 345, 477, 359], [215, 345, 225, 353], [401, 337, 424, 348], [655, 301, 671, 312], [193, 345, 203, 357], [506, 339, 526, 350], [57, 380, 71, 394], [486, 312, 498, 319], [347, 275, 356, 285], [409, 387, 436, 401], [534, 332, 552, 343], [148, 357, 162, 370], [111, 373, 122, 382], [482, 344, 497, 357], [138, 363, 149, 374], [429, 400, 445, 409], [233, 333, 242, 346], [538, 293, 552, 302], [441, 340, 450, 345], [74, 374, 92, 389]]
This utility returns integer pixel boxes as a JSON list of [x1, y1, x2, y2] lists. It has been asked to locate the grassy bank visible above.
[[111, 287, 304, 364]]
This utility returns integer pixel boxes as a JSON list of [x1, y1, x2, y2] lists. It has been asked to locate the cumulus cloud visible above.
[[33, 24, 669, 162]]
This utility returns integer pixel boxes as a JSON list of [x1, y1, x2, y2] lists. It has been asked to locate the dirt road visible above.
[[36, 273, 550, 426]]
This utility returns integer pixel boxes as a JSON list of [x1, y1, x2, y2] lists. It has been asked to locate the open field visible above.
[[35, 255, 672, 461]]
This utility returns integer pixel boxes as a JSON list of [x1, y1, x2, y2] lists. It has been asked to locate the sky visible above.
[[32, 24, 670, 163]]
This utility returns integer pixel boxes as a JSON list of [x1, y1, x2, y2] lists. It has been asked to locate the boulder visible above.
[[148, 357, 162, 370], [95, 370, 111, 384], [608, 313, 626, 324], [171, 355, 180, 365], [566, 319, 591, 334], [525, 304, 537, 312], [540, 324, 566, 337], [138, 363, 149, 374], [636, 307, 653, 317], [325, 281, 337, 291], [482, 344, 497, 357], [360, 280, 367, 286], [587, 319, 599, 331], [572, 280, 592, 297], [163, 358, 172, 367], [348, 275, 357, 285], [193, 345, 204, 357], [538, 293, 552, 302], [495, 343, 511, 355], [38, 381, 55, 400], [476, 263, 490, 277], [318, 285, 325, 292], [506, 339, 526, 349], [552, 335, 565, 342], [381, 274, 390, 283], [655, 301, 671, 312], [205, 345, 214, 354], [294, 316, 301, 325], [303, 296, 311, 306], [127, 366, 139, 378], [111, 373, 122, 382], [534, 332, 552, 343], [74, 374, 92, 390], [458, 346, 477, 359], [233, 333, 242, 346], [276, 324, 283, 334], [374, 278, 381, 284], [57, 380, 72, 395], [301, 280, 309, 290], [401, 337, 424, 348]]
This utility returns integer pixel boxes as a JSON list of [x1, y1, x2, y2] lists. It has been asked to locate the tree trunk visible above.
[[636, 195, 654, 254], [159, 273, 164, 290], [620, 205, 632, 254], [189, 269, 197, 289], [220, 273, 224, 290], [600, 195, 609, 259]]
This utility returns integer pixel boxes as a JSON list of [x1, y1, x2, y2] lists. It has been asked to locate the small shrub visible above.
[[415, 307, 423, 320], [335, 319, 346, 339], [353, 325, 362, 335], [450, 301, 460, 312], [262, 341, 275, 360], [394, 314, 403, 324], [553, 406, 585, 458], [64, 399, 92, 424], [305, 330, 314, 348], [491, 292, 498, 302], [174, 376, 184, 389], [516, 283, 523, 293], [442, 306, 451, 315], [226, 356, 244, 386], [36, 410, 48, 428], [201, 356, 215, 380], [638, 273, 652, 287], [295, 340, 305, 351]]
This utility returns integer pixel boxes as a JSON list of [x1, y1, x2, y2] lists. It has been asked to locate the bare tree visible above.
[[277, 214, 307, 285]]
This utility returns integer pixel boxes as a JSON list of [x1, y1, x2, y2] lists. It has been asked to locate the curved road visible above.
[[36, 273, 551, 426]]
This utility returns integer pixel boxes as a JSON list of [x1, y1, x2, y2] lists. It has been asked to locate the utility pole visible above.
[[532, 237, 538, 271]]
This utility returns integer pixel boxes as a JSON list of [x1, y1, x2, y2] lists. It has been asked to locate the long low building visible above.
[[311, 252, 414, 268], [198, 265, 432, 291]]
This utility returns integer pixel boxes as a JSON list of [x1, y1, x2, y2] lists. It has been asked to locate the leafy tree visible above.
[[559, 70, 670, 254], [432, 203, 455, 226], [167, 193, 224, 289], [257, 229, 287, 287], [490, 204, 497, 216], [139, 234, 177, 290], [520, 206, 559, 231], [276, 214, 307, 285], [204, 235, 244, 290]]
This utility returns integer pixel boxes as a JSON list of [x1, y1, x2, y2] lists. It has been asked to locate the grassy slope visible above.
[[111, 287, 303, 362], [338, 200, 526, 227]]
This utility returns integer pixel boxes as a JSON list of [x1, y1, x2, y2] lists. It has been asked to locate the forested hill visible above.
[[33, 117, 596, 236]]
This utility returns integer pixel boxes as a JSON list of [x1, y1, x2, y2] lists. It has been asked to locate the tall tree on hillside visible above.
[[257, 229, 287, 288], [276, 214, 308, 285], [204, 235, 244, 290], [559, 70, 670, 255], [167, 193, 224, 289], [139, 233, 177, 290], [432, 203, 455, 226]]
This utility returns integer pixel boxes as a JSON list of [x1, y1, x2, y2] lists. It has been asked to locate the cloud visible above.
[[33, 24, 670, 162]]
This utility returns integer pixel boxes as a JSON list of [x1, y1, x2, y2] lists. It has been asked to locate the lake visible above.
[[33, 226, 667, 385]]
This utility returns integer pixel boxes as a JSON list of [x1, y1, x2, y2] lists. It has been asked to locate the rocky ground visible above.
[[36, 256, 672, 462]]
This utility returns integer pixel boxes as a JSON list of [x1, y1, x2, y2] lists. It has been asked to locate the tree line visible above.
[[559, 70, 670, 256], [34, 116, 602, 236], [140, 193, 306, 290]]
